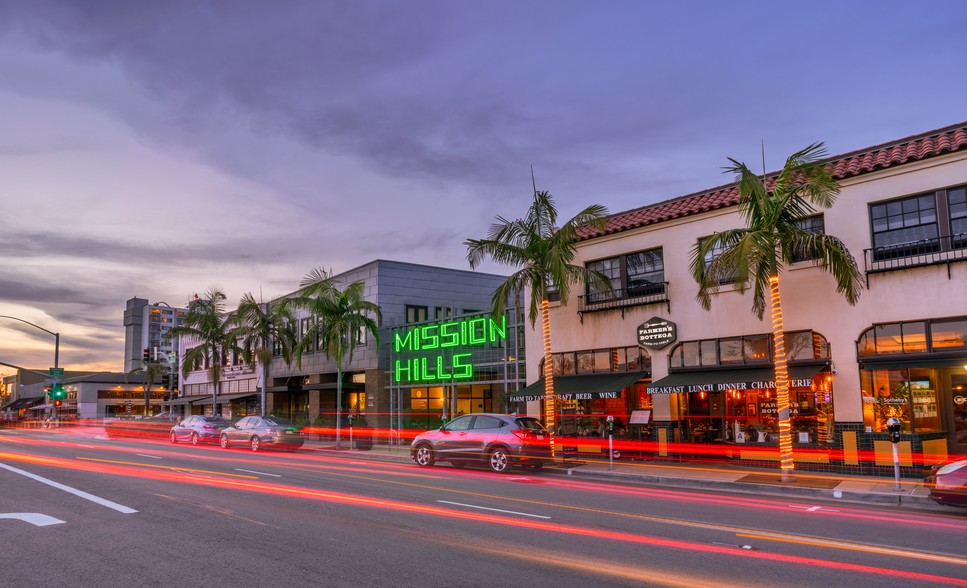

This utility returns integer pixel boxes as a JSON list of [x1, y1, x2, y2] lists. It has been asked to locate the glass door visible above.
[[950, 372, 967, 450]]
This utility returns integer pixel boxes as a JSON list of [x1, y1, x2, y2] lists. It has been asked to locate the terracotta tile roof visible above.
[[578, 121, 967, 240]]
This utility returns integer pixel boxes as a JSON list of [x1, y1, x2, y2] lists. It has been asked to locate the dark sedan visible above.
[[924, 458, 967, 507], [170, 415, 232, 445], [219, 416, 304, 451]]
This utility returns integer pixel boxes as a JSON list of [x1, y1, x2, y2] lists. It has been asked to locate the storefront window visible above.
[[719, 338, 743, 363], [682, 341, 700, 367], [931, 319, 967, 350], [700, 340, 717, 366], [861, 368, 941, 433]]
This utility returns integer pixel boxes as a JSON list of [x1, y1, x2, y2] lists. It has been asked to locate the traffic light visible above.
[[161, 374, 171, 389], [50, 383, 66, 400], [54, 399, 62, 407], [143, 348, 150, 362]]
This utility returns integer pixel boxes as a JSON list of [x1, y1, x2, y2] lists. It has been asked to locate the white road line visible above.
[[235, 468, 281, 478], [136, 454, 163, 460], [0, 463, 138, 514], [437, 500, 550, 519], [0, 513, 66, 526]]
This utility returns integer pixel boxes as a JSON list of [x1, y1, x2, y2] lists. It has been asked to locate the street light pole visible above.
[[0, 315, 61, 423]]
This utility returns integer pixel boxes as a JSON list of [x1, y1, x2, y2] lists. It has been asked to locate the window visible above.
[[586, 257, 621, 302], [700, 238, 740, 284], [406, 305, 428, 323], [585, 248, 665, 303], [858, 317, 967, 355], [472, 415, 502, 429], [870, 193, 938, 258], [670, 331, 824, 369], [625, 249, 665, 296], [791, 215, 825, 263], [949, 185, 967, 246]]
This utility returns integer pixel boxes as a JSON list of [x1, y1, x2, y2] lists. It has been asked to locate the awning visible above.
[[508, 372, 645, 403], [646, 364, 826, 394], [303, 382, 365, 391], [163, 397, 195, 406], [1, 397, 45, 411], [190, 393, 256, 406]]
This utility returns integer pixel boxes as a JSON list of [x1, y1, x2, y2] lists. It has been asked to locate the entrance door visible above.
[[950, 373, 967, 451]]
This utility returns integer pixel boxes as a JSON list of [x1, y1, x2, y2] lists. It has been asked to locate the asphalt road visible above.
[[2, 426, 965, 588]]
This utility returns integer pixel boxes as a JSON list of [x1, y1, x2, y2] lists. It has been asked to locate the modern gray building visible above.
[[123, 298, 187, 372], [174, 259, 526, 431]]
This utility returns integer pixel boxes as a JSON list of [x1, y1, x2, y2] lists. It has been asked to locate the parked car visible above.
[[219, 416, 304, 452], [104, 413, 177, 439], [170, 415, 232, 445], [924, 458, 967, 507], [410, 413, 550, 473]]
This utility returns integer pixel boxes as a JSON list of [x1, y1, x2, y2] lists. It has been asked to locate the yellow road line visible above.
[[76, 457, 258, 479], [736, 532, 967, 566]]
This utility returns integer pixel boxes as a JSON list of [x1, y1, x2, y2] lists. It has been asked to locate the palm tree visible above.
[[169, 286, 236, 417], [294, 268, 382, 448], [229, 293, 298, 417], [689, 142, 862, 481], [465, 187, 610, 456], [126, 360, 168, 416]]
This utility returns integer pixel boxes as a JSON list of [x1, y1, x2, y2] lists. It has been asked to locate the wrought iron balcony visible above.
[[578, 283, 670, 316], [863, 234, 967, 276]]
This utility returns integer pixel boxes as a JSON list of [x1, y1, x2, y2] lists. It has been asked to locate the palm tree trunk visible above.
[[769, 276, 795, 482], [540, 299, 557, 458], [335, 366, 343, 449]]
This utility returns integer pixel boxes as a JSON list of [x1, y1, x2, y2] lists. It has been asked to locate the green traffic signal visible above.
[[51, 383, 66, 400]]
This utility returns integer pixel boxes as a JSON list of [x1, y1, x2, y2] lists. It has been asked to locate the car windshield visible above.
[[514, 417, 546, 431], [264, 417, 296, 428], [205, 418, 231, 425]]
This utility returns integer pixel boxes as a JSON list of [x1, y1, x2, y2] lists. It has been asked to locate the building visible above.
[[123, 298, 187, 373], [520, 121, 967, 475], [173, 260, 526, 430], [1, 369, 156, 419]]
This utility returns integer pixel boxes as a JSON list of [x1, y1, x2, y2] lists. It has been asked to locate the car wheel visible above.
[[251, 436, 261, 452], [191, 433, 199, 446], [489, 448, 510, 473], [220, 434, 230, 449], [169, 431, 177, 444], [414, 444, 435, 466], [521, 461, 543, 473]]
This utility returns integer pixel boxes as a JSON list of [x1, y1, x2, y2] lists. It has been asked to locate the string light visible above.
[[770, 275, 795, 480]]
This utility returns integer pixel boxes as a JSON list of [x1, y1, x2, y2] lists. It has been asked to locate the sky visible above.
[[1, 0, 966, 374]]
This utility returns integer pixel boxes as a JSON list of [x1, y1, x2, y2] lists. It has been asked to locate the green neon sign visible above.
[[393, 315, 506, 383]]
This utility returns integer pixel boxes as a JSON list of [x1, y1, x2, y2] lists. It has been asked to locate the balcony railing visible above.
[[578, 283, 670, 315], [864, 234, 967, 275]]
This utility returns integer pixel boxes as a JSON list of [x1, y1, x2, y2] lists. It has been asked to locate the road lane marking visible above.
[[0, 462, 138, 514], [736, 532, 967, 566], [0, 513, 66, 526], [136, 454, 163, 460], [437, 500, 550, 519], [77, 457, 258, 479], [235, 468, 282, 477], [789, 505, 839, 512]]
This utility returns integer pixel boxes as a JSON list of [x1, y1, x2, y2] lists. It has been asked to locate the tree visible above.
[[689, 142, 862, 481], [169, 287, 236, 417], [229, 293, 298, 417], [465, 187, 610, 457], [126, 360, 167, 416], [294, 268, 382, 448]]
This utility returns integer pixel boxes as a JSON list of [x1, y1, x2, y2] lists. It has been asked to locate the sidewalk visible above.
[[300, 438, 953, 512]]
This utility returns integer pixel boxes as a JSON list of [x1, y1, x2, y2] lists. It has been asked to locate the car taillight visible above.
[[266, 428, 278, 435], [203, 424, 215, 430], [512, 429, 529, 440]]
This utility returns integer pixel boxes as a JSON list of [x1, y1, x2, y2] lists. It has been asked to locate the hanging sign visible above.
[[637, 317, 677, 349]]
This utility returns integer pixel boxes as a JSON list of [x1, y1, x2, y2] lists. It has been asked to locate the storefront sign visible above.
[[636, 317, 677, 349], [393, 315, 506, 384], [647, 377, 814, 394]]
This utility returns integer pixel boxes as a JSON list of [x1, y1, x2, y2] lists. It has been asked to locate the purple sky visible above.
[[1, 1, 966, 373]]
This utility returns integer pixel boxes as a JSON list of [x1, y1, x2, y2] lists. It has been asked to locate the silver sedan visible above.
[[219, 416, 305, 451]]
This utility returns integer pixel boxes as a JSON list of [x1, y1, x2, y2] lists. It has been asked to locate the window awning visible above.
[[508, 372, 645, 403], [163, 397, 194, 406], [190, 393, 256, 406], [1, 396, 45, 410], [646, 364, 826, 394]]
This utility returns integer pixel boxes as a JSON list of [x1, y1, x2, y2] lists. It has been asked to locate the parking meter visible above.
[[886, 417, 902, 491], [606, 415, 615, 435], [886, 417, 902, 443]]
